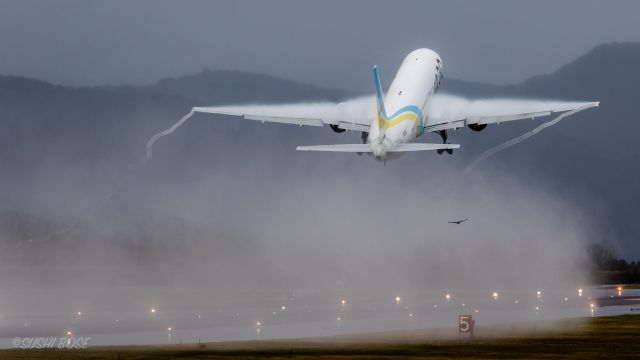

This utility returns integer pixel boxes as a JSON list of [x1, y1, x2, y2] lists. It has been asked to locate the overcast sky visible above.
[[1, 0, 639, 90]]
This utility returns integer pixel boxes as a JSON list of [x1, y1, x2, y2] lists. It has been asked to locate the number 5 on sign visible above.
[[459, 315, 474, 337]]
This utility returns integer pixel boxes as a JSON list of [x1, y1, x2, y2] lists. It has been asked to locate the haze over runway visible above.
[[0, 0, 639, 349]]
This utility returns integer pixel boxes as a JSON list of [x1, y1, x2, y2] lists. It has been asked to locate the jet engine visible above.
[[330, 124, 346, 133], [468, 123, 487, 132]]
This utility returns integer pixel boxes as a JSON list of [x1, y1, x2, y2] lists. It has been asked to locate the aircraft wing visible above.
[[193, 96, 375, 132], [426, 94, 599, 132]]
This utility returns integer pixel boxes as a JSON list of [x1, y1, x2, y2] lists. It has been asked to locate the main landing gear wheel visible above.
[[357, 131, 369, 156], [436, 130, 453, 155]]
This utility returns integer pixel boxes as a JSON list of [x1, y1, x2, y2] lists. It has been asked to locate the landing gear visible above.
[[436, 130, 453, 155], [361, 132, 369, 144], [357, 132, 369, 156], [437, 130, 448, 144]]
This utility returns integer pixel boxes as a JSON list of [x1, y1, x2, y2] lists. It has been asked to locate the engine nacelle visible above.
[[330, 124, 346, 133], [468, 123, 487, 132]]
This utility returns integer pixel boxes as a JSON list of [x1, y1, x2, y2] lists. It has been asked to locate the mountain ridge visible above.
[[0, 42, 638, 257]]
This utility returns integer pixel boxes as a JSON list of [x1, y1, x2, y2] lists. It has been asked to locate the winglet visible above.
[[373, 65, 387, 118]]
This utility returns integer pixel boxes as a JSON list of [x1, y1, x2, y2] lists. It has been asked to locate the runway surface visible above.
[[0, 286, 637, 348]]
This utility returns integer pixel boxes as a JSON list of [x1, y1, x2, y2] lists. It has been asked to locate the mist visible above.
[[2, 2, 638, 345], [0, 94, 598, 342]]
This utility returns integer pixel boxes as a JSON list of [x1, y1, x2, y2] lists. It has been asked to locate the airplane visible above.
[[448, 219, 468, 225], [189, 48, 599, 161]]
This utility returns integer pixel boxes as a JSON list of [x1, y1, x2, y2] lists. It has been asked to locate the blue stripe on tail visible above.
[[373, 65, 387, 118]]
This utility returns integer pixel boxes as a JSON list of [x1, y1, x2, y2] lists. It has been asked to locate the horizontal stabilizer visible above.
[[297, 144, 373, 152], [296, 143, 460, 152], [390, 143, 460, 152]]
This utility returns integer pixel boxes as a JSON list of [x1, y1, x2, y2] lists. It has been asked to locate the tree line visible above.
[[587, 242, 640, 284]]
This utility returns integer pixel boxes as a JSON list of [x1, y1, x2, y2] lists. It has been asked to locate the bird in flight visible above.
[[448, 219, 468, 225]]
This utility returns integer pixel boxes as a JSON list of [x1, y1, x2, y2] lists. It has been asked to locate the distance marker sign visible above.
[[459, 315, 475, 336]]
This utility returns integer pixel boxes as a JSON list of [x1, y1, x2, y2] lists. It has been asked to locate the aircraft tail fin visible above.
[[373, 65, 387, 119]]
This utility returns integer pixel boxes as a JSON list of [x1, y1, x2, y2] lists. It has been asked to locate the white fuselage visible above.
[[368, 48, 443, 160]]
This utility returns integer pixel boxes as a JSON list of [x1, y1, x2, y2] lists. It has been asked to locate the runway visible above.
[[0, 286, 637, 348], [1, 315, 639, 359]]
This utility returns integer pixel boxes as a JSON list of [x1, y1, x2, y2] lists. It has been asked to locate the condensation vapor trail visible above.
[[146, 109, 195, 160], [446, 104, 595, 216], [462, 105, 590, 175], [44, 109, 197, 241]]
